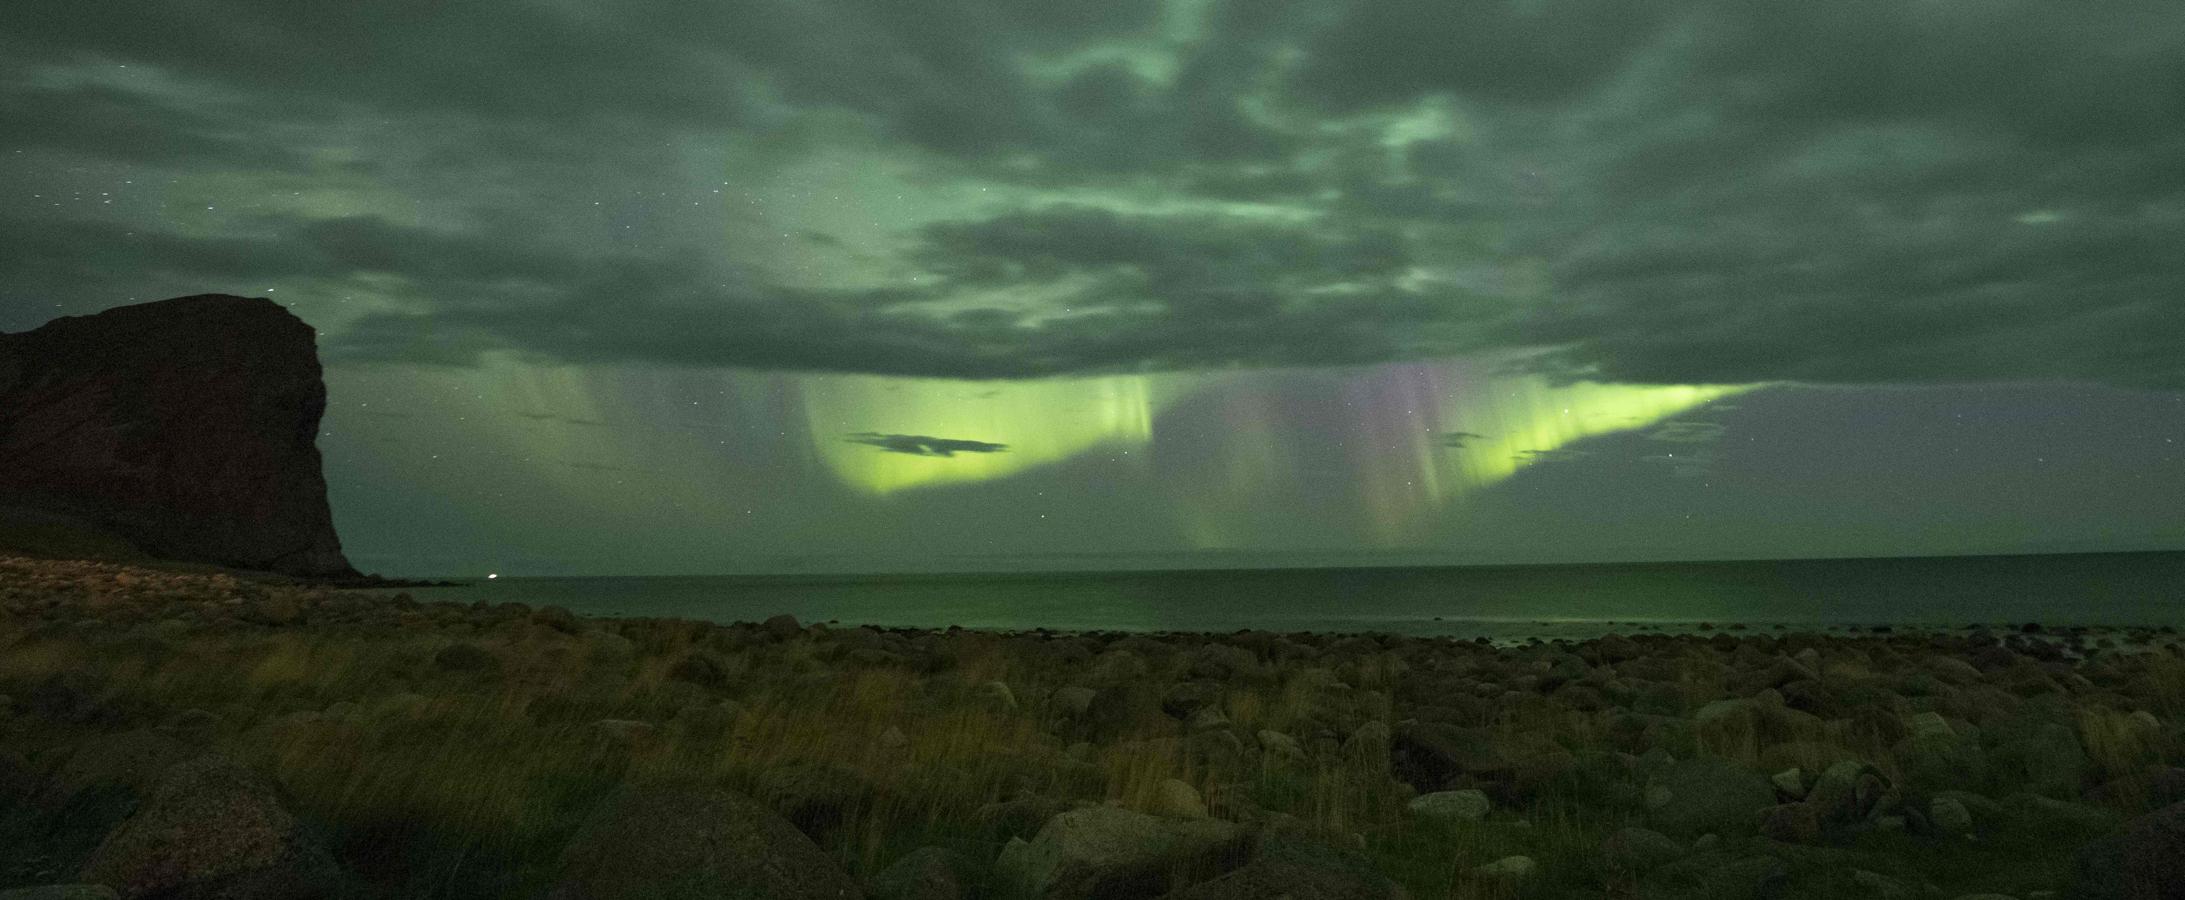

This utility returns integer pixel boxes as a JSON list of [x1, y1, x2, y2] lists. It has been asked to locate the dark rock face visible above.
[[0, 295, 355, 577]]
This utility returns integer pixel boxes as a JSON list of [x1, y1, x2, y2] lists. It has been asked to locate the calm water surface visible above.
[[370, 551, 2185, 640]]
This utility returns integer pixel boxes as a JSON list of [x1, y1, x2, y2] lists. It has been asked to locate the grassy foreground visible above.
[[1, 555, 2182, 899]]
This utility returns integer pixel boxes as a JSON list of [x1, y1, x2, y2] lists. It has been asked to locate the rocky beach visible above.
[[0, 556, 2180, 899]]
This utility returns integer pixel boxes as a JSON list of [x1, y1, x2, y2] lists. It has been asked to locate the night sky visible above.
[[4, 0, 2183, 576]]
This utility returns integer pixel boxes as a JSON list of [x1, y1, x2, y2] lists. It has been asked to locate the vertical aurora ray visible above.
[[1162, 360, 1751, 548]]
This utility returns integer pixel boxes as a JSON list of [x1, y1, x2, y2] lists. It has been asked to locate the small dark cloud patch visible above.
[[1646, 422, 1728, 444], [847, 433, 1010, 458], [1436, 431, 1485, 447]]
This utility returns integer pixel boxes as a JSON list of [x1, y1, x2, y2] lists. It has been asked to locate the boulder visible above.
[[762, 614, 804, 639], [1770, 768, 1805, 799], [551, 782, 862, 899], [867, 847, 968, 900], [1406, 790, 1490, 824], [1600, 826, 1685, 873], [1647, 757, 1778, 837], [1930, 796, 1974, 835], [1646, 853, 1787, 900], [1158, 833, 1401, 900], [1757, 802, 1823, 844], [77, 756, 344, 899], [995, 805, 1244, 900], [977, 795, 1076, 840], [1472, 855, 1537, 883], [1989, 722, 2089, 799], [1806, 761, 1886, 825], [2071, 800, 2185, 900], [1152, 780, 1208, 820], [1391, 723, 1505, 791]]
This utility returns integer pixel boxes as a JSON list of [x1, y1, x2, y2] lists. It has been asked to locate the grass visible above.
[[4, 558, 2184, 898]]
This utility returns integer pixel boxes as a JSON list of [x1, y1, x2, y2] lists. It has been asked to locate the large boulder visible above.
[[1989, 722, 2090, 799], [0, 295, 355, 577], [1646, 757, 1778, 837], [995, 805, 1244, 900], [1159, 834, 1402, 900], [77, 756, 344, 900], [550, 782, 863, 899], [2071, 800, 2185, 899], [1390, 723, 1505, 791], [867, 847, 969, 900], [1406, 790, 1490, 824]]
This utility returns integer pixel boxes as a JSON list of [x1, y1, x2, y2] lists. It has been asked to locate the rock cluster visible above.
[[2, 556, 2183, 898]]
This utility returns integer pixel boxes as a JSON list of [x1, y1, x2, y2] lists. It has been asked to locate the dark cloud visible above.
[[5, 0, 2183, 388], [0, 79, 309, 170], [1436, 431, 1484, 447], [1296, 0, 1679, 107], [1647, 422, 1726, 444], [847, 433, 1009, 457]]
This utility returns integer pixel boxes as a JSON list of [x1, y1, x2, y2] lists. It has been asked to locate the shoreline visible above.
[[3, 554, 2182, 899]]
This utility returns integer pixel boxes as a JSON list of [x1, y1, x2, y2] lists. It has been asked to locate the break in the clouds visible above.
[[847, 433, 1011, 458], [4, 0, 2183, 387]]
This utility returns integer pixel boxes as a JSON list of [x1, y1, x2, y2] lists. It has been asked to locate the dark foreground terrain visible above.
[[1, 557, 2181, 899]]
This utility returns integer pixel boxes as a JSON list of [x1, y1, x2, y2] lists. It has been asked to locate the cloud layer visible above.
[[5, 0, 2182, 386]]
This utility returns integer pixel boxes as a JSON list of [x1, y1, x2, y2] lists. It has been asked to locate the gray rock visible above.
[[868, 847, 967, 900], [551, 781, 863, 899], [995, 805, 1243, 900], [1989, 723, 2089, 799], [1936, 790, 2004, 824], [1472, 856, 1537, 882], [1647, 757, 1778, 837], [2069, 800, 2185, 900], [1648, 853, 1786, 900], [1152, 779, 1208, 820], [1771, 768, 1805, 798], [1807, 760, 1886, 824], [1600, 826, 1685, 873], [1158, 834, 1402, 900], [2005, 793, 2118, 834], [1407, 790, 1491, 824], [1051, 687, 1098, 719], [977, 795, 1075, 840], [1930, 796, 1974, 835], [78, 756, 344, 900], [1895, 731, 1988, 792], [1758, 802, 1823, 844]]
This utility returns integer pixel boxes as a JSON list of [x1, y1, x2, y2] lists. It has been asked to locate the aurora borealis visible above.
[[4, 0, 2184, 575]]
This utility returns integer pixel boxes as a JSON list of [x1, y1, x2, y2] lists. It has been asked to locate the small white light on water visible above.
[[487, 573, 499, 580]]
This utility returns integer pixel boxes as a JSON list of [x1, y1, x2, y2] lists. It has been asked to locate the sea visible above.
[[368, 550, 2185, 642]]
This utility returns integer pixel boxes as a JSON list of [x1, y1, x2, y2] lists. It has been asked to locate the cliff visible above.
[[0, 295, 358, 578]]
